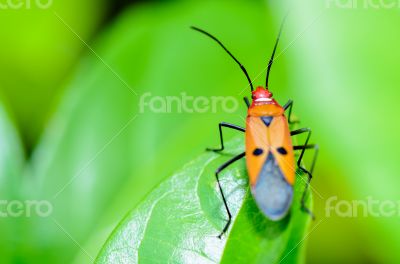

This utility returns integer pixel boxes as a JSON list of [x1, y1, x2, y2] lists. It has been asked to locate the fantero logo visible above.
[[139, 92, 239, 114], [326, 0, 400, 9], [0, 200, 53, 218], [0, 0, 53, 10]]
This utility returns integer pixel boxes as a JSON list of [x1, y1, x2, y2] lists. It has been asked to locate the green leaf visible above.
[[96, 137, 312, 263]]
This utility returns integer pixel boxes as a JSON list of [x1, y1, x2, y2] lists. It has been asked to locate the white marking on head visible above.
[[255, 98, 272, 102]]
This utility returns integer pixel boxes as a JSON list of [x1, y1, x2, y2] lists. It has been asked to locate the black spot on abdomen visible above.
[[277, 147, 288, 155], [253, 148, 264, 156]]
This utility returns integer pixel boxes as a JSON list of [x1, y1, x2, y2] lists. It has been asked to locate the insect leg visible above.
[[294, 144, 319, 220], [207, 122, 245, 152], [291, 128, 317, 219], [293, 144, 319, 174], [283, 100, 299, 124], [214, 152, 245, 238], [243, 97, 250, 109]]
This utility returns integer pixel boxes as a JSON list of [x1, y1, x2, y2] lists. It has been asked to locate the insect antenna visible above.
[[191, 26, 254, 92], [266, 14, 289, 89]]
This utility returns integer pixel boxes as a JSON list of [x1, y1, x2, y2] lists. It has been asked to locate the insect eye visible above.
[[276, 147, 287, 155], [253, 148, 263, 156]]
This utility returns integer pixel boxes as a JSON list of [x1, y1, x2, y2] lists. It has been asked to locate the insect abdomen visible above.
[[251, 152, 293, 220]]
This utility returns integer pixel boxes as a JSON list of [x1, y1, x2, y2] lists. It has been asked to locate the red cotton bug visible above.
[[191, 17, 319, 238]]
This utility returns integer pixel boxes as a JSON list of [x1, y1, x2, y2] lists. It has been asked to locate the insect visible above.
[[191, 18, 319, 238]]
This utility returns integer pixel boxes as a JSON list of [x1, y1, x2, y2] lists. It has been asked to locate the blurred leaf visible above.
[[0, 0, 107, 148], [285, 1, 400, 263], [0, 102, 24, 202], [0, 99, 25, 262], [96, 137, 312, 264]]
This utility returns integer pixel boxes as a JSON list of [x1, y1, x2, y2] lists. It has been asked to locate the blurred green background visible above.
[[0, 0, 399, 263]]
